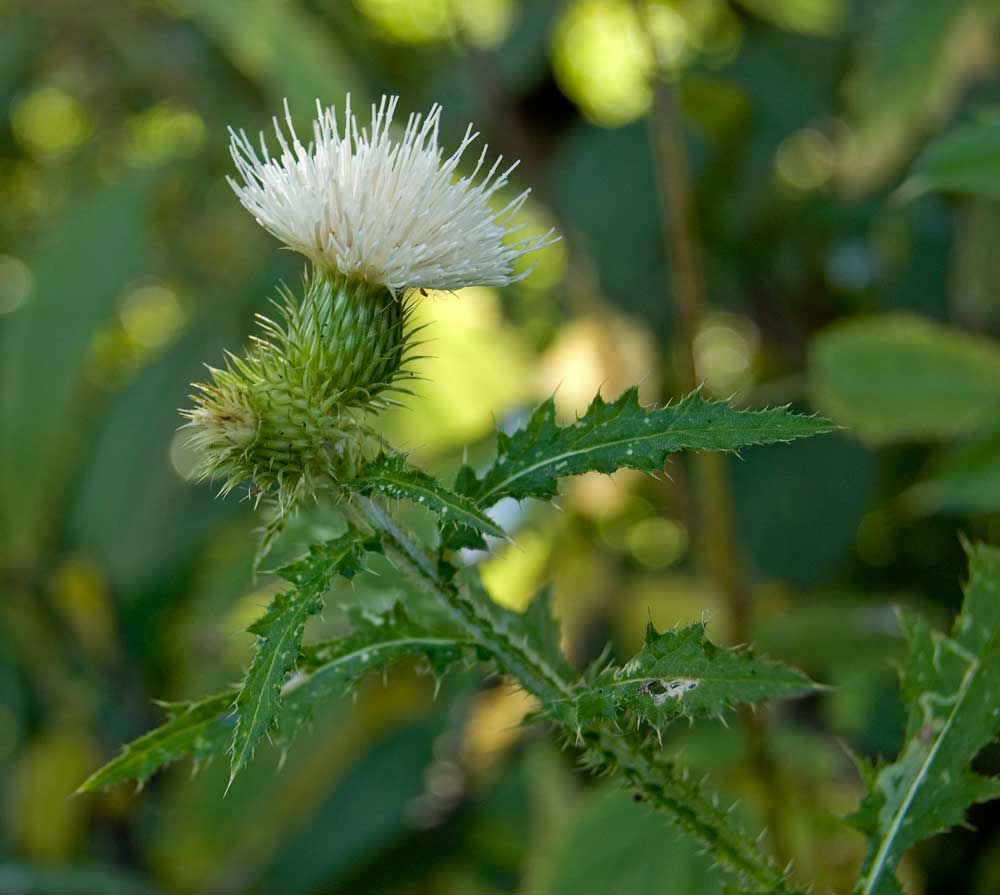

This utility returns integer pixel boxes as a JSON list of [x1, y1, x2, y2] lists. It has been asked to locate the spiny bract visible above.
[[184, 272, 415, 505]]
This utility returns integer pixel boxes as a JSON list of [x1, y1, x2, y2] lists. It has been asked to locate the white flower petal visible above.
[[228, 95, 557, 292]]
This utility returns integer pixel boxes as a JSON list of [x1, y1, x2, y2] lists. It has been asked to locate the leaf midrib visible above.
[[288, 634, 469, 691], [856, 641, 980, 895], [231, 588, 317, 781], [479, 416, 810, 504], [231, 542, 360, 781], [601, 672, 808, 690], [78, 693, 237, 791], [372, 470, 504, 537]]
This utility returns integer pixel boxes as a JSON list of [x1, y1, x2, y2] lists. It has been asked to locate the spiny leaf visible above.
[[851, 542, 1000, 895], [80, 603, 469, 791], [456, 387, 833, 509], [354, 452, 507, 540], [576, 622, 816, 736], [277, 601, 470, 743], [77, 692, 236, 793], [228, 526, 375, 788]]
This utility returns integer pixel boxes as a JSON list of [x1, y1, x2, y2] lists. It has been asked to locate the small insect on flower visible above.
[[228, 95, 557, 293]]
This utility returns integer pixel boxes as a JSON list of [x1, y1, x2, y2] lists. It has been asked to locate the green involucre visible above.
[[183, 270, 416, 503]]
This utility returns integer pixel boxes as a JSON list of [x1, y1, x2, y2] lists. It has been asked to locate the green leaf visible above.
[[577, 622, 816, 736], [842, 0, 975, 195], [0, 176, 153, 559], [903, 118, 1000, 199], [849, 0, 970, 129], [851, 543, 1000, 895], [0, 862, 162, 895], [354, 452, 507, 540], [524, 785, 723, 895], [228, 527, 374, 788], [906, 429, 1000, 515], [456, 387, 832, 509], [809, 314, 1000, 444], [80, 603, 469, 791], [77, 692, 236, 793], [277, 602, 470, 743]]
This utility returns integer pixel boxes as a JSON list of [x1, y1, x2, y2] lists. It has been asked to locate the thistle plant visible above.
[[79, 96, 1000, 895], [185, 96, 553, 511]]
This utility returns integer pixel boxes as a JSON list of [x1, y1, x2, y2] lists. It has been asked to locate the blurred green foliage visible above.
[[1, 0, 999, 893]]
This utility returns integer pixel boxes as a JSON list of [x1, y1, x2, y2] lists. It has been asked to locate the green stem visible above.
[[346, 494, 800, 894], [347, 494, 572, 701], [591, 730, 797, 895]]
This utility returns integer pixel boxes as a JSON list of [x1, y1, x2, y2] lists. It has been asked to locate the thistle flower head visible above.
[[182, 272, 411, 506], [228, 95, 556, 292], [187, 95, 557, 511]]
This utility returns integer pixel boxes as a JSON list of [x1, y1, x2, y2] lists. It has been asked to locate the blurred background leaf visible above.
[[523, 786, 723, 895], [904, 117, 1000, 199], [808, 313, 1000, 444]]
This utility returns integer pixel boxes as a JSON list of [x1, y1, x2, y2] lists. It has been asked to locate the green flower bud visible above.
[[184, 270, 413, 505]]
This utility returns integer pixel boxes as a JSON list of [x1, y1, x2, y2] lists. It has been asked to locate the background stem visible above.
[[635, 4, 792, 868]]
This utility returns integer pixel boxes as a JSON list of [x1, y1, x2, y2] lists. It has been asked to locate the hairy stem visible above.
[[590, 730, 798, 895], [346, 494, 800, 893], [347, 494, 573, 701]]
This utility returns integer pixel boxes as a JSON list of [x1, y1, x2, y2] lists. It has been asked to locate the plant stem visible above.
[[346, 494, 800, 894], [347, 494, 573, 701], [635, 5, 792, 868]]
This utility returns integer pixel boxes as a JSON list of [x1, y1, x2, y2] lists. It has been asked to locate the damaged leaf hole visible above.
[[639, 677, 699, 705]]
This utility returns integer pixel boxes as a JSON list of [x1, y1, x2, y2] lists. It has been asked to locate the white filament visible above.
[[228, 95, 557, 292]]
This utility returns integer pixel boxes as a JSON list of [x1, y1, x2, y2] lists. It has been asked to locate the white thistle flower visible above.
[[228, 95, 556, 293]]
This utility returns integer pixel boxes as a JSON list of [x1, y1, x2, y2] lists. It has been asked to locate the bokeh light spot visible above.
[[775, 128, 836, 191], [481, 529, 552, 612], [826, 238, 878, 292], [552, 0, 653, 127], [355, 0, 515, 46], [119, 282, 189, 350], [553, 0, 735, 127], [168, 429, 201, 483], [123, 102, 206, 167], [693, 313, 759, 396], [12, 87, 91, 158], [738, 0, 844, 36], [0, 255, 34, 315], [626, 516, 688, 569], [378, 286, 534, 449], [454, 0, 517, 48], [356, 0, 449, 42]]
